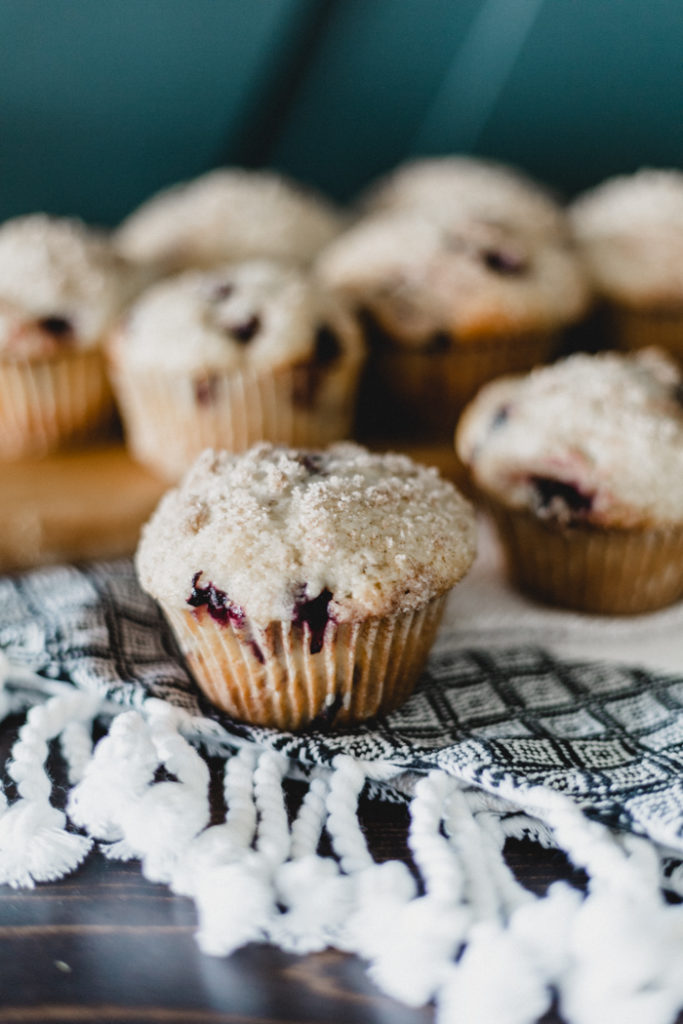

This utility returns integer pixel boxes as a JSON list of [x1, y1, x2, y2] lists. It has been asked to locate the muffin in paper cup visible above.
[[317, 203, 589, 441], [109, 261, 365, 481], [0, 215, 135, 459], [0, 347, 113, 460], [570, 169, 683, 363], [456, 348, 683, 615], [136, 443, 476, 730]]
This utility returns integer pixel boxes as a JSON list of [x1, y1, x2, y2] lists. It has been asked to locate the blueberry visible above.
[[37, 315, 73, 338], [314, 324, 341, 365], [230, 314, 261, 343], [292, 586, 333, 654], [296, 452, 326, 475], [531, 476, 593, 518], [187, 572, 245, 628]]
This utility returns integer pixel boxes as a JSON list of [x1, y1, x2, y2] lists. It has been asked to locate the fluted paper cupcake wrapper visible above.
[[0, 349, 113, 460], [162, 595, 448, 730], [611, 306, 683, 362], [363, 330, 558, 440], [110, 356, 364, 480], [485, 499, 683, 615]]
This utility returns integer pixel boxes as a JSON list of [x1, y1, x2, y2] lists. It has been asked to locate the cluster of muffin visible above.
[[2, 159, 682, 731]]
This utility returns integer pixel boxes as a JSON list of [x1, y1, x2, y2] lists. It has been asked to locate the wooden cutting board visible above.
[[0, 440, 467, 573]]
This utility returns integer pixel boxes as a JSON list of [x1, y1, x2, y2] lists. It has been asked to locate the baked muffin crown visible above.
[[0, 214, 132, 357], [317, 209, 590, 345], [361, 156, 569, 240], [570, 168, 683, 307], [115, 168, 345, 272], [456, 348, 683, 529], [136, 442, 476, 626], [111, 260, 364, 374]]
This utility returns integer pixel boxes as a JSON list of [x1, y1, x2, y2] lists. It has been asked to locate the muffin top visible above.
[[115, 168, 345, 272], [0, 215, 133, 358], [316, 209, 590, 346], [136, 442, 476, 626], [456, 348, 683, 529], [110, 260, 363, 374], [569, 169, 683, 307], [361, 156, 569, 241]]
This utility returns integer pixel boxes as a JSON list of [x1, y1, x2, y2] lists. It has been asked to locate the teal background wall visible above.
[[1, 0, 681, 226]]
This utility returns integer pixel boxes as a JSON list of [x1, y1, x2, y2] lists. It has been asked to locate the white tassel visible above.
[[0, 689, 99, 888], [193, 750, 290, 957]]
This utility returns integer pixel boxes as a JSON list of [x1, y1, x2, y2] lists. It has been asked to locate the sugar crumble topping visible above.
[[456, 348, 683, 529], [316, 210, 589, 345], [136, 442, 476, 626], [111, 260, 363, 373], [570, 169, 683, 306], [0, 215, 133, 357], [361, 156, 569, 241], [115, 168, 345, 272]]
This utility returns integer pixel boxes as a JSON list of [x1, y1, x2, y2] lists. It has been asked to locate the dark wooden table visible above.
[[0, 715, 594, 1024]]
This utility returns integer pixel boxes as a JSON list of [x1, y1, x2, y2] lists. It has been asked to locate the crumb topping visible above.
[[361, 156, 569, 240], [570, 169, 683, 306], [316, 210, 589, 346], [456, 348, 683, 528], [0, 215, 133, 357], [115, 168, 345, 271], [136, 442, 477, 625], [111, 260, 363, 373]]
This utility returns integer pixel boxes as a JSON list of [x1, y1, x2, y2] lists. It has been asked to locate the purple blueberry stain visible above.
[[292, 586, 333, 654], [230, 314, 261, 344], [211, 281, 234, 302], [187, 571, 245, 628], [308, 692, 344, 731], [531, 476, 594, 519], [37, 315, 73, 339], [490, 404, 510, 431], [482, 248, 528, 275], [194, 375, 219, 407]]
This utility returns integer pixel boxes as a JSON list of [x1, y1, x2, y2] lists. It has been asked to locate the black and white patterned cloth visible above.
[[2, 557, 683, 852]]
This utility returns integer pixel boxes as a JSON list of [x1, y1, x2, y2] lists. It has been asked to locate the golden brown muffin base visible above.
[[0, 348, 113, 460], [109, 355, 364, 481], [358, 326, 558, 442], [611, 305, 683, 363], [484, 497, 683, 615], [162, 595, 448, 730]]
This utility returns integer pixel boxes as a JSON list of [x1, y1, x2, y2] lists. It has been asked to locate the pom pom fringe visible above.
[[2, 654, 683, 1023]]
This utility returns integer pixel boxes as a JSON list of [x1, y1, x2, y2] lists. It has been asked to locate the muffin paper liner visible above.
[[611, 306, 683, 363], [361, 330, 558, 441], [110, 356, 364, 480], [485, 499, 683, 615], [0, 348, 113, 460], [161, 595, 448, 730]]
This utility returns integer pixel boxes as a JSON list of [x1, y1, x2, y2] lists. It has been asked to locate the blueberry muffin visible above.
[[570, 169, 683, 361], [115, 168, 345, 275], [317, 207, 590, 440], [136, 442, 476, 729], [108, 260, 365, 480], [0, 215, 134, 459], [456, 348, 683, 614]]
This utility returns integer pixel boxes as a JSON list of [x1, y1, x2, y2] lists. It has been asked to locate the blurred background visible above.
[[1, 0, 682, 226]]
